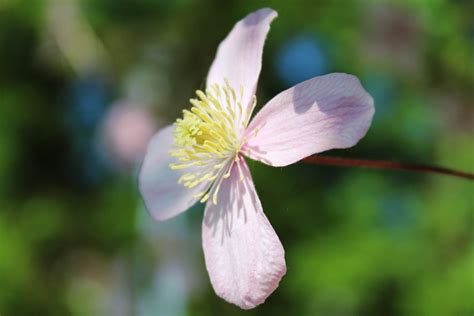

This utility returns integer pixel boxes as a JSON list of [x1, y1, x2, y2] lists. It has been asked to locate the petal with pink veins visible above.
[[243, 73, 375, 166], [206, 8, 277, 110], [202, 157, 286, 309], [139, 125, 210, 221]]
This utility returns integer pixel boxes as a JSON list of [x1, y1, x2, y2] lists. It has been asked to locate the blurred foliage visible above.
[[0, 0, 473, 315]]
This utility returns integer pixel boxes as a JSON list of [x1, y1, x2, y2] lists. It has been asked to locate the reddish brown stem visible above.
[[302, 155, 474, 180]]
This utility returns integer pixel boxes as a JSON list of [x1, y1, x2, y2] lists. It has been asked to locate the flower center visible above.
[[169, 81, 256, 204]]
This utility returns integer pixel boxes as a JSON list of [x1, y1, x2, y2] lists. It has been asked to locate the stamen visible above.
[[169, 81, 257, 204], [200, 193, 210, 203]]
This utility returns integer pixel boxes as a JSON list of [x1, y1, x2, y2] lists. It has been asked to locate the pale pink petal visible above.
[[139, 125, 210, 221], [243, 73, 375, 167], [206, 8, 277, 109], [202, 158, 286, 309]]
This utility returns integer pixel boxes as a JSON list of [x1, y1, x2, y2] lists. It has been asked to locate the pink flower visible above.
[[101, 100, 157, 168], [139, 8, 374, 309]]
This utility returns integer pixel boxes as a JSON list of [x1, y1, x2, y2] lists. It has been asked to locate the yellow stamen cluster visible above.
[[169, 81, 256, 205]]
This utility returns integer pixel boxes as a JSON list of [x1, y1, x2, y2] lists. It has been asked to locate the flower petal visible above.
[[202, 157, 286, 309], [206, 8, 277, 109], [139, 125, 209, 221], [243, 73, 375, 166]]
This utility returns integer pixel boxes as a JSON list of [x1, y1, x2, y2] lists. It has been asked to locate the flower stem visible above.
[[302, 155, 474, 180]]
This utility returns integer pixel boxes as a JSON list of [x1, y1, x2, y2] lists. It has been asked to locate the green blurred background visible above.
[[0, 0, 473, 315]]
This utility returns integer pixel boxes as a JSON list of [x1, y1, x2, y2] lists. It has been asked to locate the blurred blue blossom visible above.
[[67, 76, 108, 128], [62, 75, 110, 185], [275, 35, 328, 87]]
